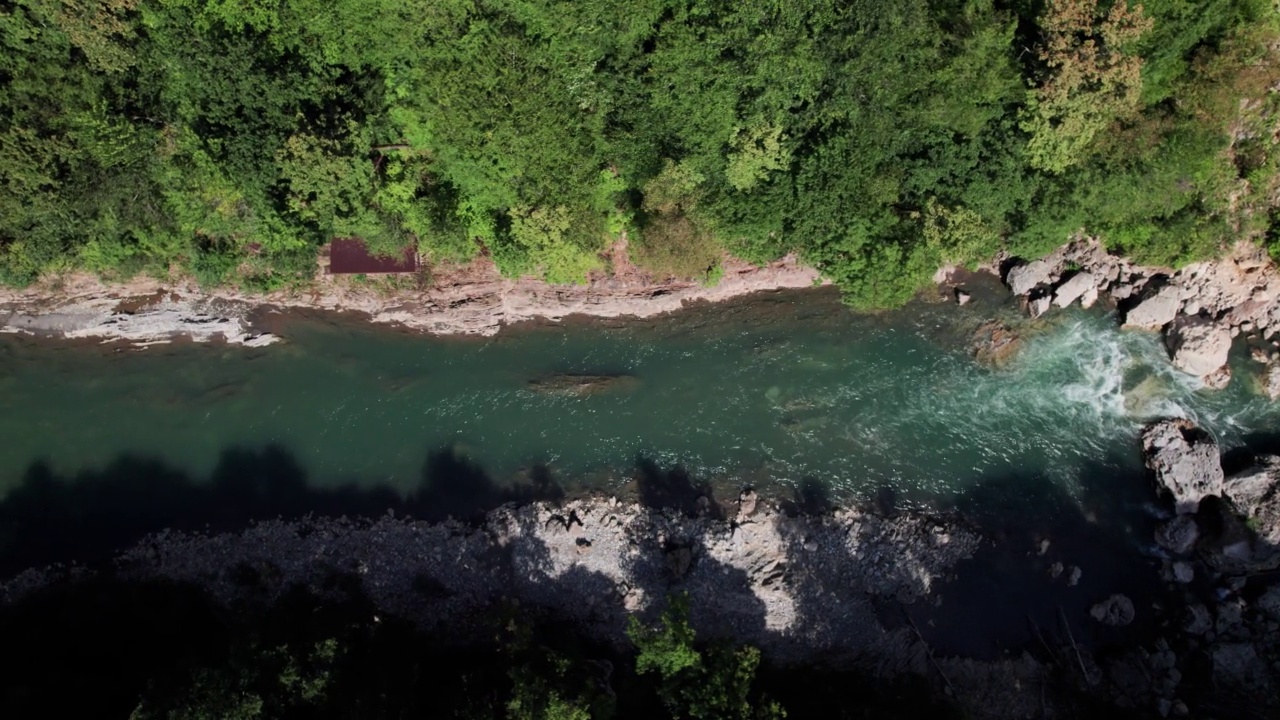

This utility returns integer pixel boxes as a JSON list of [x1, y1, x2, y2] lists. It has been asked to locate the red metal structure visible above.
[[327, 238, 417, 274]]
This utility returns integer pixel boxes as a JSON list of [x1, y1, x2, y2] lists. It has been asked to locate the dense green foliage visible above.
[[2, 0, 1278, 305]]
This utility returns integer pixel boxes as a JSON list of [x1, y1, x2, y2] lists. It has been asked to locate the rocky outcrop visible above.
[[0, 247, 824, 346], [0, 294, 278, 347], [995, 238, 1280, 389], [1142, 420, 1225, 514], [1221, 456, 1280, 571]]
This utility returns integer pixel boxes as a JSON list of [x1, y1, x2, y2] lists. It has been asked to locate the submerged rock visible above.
[[1141, 419, 1224, 514], [970, 320, 1022, 366], [526, 373, 640, 397], [1261, 361, 1280, 400]]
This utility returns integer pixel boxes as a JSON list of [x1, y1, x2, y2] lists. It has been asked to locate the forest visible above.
[[1, 0, 1278, 307]]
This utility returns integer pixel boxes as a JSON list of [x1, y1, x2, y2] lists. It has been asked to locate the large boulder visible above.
[[1054, 272, 1097, 308], [1166, 317, 1232, 381], [1123, 286, 1180, 330], [1006, 259, 1062, 296], [1141, 419, 1224, 514], [1222, 456, 1280, 568]]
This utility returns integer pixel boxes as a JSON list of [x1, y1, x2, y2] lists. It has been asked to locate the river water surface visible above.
[[4, 286, 1278, 516]]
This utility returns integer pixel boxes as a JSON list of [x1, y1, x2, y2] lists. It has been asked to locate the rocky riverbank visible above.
[[941, 238, 1280, 392], [0, 249, 822, 346], [4, 435, 1279, 720]]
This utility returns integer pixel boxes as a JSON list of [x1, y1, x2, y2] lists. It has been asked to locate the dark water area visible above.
[[3, 285, 1279, 657]]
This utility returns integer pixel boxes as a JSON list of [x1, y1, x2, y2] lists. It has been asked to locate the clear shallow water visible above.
[[2, 288, 1278, 510]]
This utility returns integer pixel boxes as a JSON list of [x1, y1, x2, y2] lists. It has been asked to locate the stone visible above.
[[737, 489, 759, 521], [1006, 259, 1061, 296], [1028, 294, 1052, 318], [1049, 561, 1064, 579], [1090, 594, 1136, 626], [1183, 300, 1201, 316], [1067, 565, 1083, 587], [1261, 361, 1280, 400], [1111, 283, 1135, 300], [1185, 604, 1212, 635], [1054, 272, 1097, 308], [1080, 285, 1100, 309], [1212, 643, 1273, 694], [1124, 286, 1181, 330], [955, 289, 971, 306], [971, 320, 1023, 366], [1142, 419, 1225, 514], [1155, 515, 1200, 555], [1251, 347, 1271, 364], [1257, 586, 1280, 620], [1221, 456, 1280, 569], [1171, 561, 1194, 583], [1166, 317, 1232, 380]]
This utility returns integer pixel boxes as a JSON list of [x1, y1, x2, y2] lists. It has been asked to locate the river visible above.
[[3, 283, 1277, 518]]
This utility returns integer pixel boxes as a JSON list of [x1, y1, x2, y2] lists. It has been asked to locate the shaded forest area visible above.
[[2, 0, 1278, 306]]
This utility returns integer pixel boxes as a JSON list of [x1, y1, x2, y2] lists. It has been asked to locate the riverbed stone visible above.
[[1124, 287, 1181, 330], [1054, 272, 1096, 308], [1142, 420, 1225, 514]]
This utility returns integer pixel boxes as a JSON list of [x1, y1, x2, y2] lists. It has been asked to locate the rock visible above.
[[1080, 285, 1100, 309], [1141, 419, 1225, 514], [527, 373, 639, 397], [1221, 456, 1280, 569], [1112, 283, 1135, 300], [1155, 515, 1200, 555], [737, 489, 759, 521], [1257, 585, 1280, 620], [1183, 300, 1201, 316], [1067, 565, 1083, 587], [1006, 259, 1061, 296], [1049, 561, 1064, 579], [1251, 347, 1271, 364], [1166, 317, 1232, 380], [1185, 604, 1213, 635], [1212, 643, 1273, 694], [1037, 538, 1050, 556], [1171, 561, 1194, 583], [1054, 272, 1097, 308], [1028, 294, 1052, 318], [1124, 286, 1181, 330], [971, 320, 1022, 366], [955, 289, 971, 306], [1091, 594, 1136, 626], [1201, 365, 1233, 390], [1261, 361, 1280, 400]]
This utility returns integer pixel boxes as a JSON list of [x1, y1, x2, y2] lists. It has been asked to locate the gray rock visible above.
[[737, 489, 759, 522], [1155, 515, 1200, 554], [1091, 594, 1136, 626], [1185, 604, 1212, 635], [1124, 286, 1181, 330], [1054, 272, 1097, 308], [1028, 294, 1052, 318], [1257, 586, 1280, 620], [1262, 361, 1280, 400], [1142, 419, 1225, 514], [1171, 561, 1194, 583], [1166, 317, 1233, 380], [955, 289, 971, 306], [1067, 565, 1083, 586], [1007, 259, 1061, 296], [1212, 643, 1272, 694]]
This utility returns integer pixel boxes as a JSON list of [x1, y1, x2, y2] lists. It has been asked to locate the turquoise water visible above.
[[2, 288, 1278, 509]]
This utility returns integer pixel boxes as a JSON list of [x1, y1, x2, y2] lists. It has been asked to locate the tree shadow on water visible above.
[[0, 444, 565, 577], [633, 455, 724, 520]]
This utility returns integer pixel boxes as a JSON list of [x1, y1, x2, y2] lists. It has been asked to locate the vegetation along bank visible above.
[[3, 0, 1279, 310]]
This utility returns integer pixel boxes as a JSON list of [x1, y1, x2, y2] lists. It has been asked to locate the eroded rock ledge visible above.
[[0, 252, 822, 346]]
